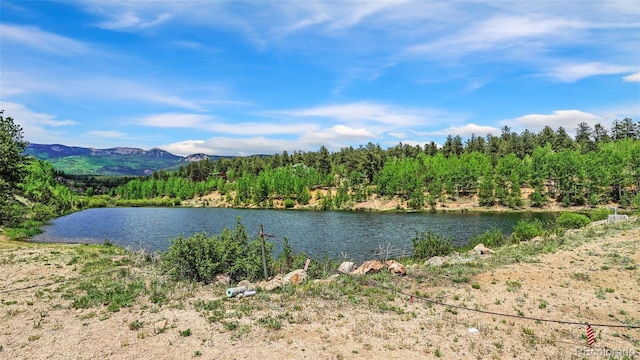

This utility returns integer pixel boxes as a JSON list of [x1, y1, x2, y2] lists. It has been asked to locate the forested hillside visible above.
[[2, 111, 640, 236], [112, 119, 640, 211]]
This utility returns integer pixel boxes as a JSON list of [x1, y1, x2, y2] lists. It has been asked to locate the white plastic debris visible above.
[[468, 328, 480, 334]]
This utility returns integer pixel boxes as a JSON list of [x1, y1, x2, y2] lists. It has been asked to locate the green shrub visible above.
[[87, 197, 108, 208], [528, 190, 547, 208], [161, 218, 272, 283], [587, 208, 610, 221], [511, 219, 544, 242], [284, 198, 295, 208], [467, 228, 510, 249], [555, 212, 591, 229], [412, 230, 454, 259]]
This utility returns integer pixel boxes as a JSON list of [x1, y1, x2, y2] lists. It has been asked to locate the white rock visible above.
[[338, 261, 355, 274]]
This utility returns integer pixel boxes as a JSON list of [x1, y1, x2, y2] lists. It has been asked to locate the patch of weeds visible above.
[[193, 350, 202, 357], [595, 287, 606, 300], [72, 273, 144, 312], [434, 348, 442, 357], [256, 315, 282, 330], [506, 280, 522, 292], [179, 328, 192, 337], [571, 272, 590, 281], [471, 283, 480, 289], [538, 300, 548, 310], [605, 288, 615, 293], [231, 324, 251, 339], [522, 327, 537, 347], [516, 309, 525, 317], [223, 321, 239, 331], [28, 335, 40, 342], [147, 278, 171, 305], [445, 307, 458, 315], [129, 320, 144, 331], [194, 299, 226, 323]]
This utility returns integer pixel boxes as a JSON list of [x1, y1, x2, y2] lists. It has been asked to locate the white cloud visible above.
[[278, 102, 427, 126], [387, 132, 407, 139], [161, 124, 377, 156], [437, 124, 502, 137], [299, 125, 375, 146], [405, 15, 579, 58], [623, 72, 640, 82], [0, 101, 77, 144], [137, 113, 212, 128], [2, 70, 209, 112], [84, 130, 127, 138], [135, 112, 319, 135], [162, 137, 303, 157], [545, 62, 638, 82], [97, 12, 172, 30], [0, 24, 93, 56], [507, 110, 604, 134]]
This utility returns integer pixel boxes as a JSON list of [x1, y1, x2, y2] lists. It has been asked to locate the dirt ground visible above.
[[184, 189, 593, 213], [1, 221, 639, 360]]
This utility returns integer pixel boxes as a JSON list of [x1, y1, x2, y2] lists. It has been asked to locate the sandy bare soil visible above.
[[1, 221, 639, 360], [183, 189, 596, 213]]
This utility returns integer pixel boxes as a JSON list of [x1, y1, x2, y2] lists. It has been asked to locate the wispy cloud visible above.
[[405, 15, 579, 58], [0, 101, 77, 144], [0, 24, 93, 56], [545, 62, 638, 83], [96, 11, 172, 30], [623, 72, 640, 82], [84, 130, 127, 138], [276, 102, 429, 127], [137, 113, 211, 128]]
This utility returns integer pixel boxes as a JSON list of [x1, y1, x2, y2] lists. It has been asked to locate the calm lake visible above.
[[33, 208, 554, 260]]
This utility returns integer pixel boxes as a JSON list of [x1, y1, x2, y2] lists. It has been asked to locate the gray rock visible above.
[[473, 243, 494, 255], [338, 261, 356, 274], [237, 279, 254, 290], [425, 256, 446, 267]]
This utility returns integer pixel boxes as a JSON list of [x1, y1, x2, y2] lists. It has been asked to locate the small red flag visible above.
[[586, 325, 595, 346]]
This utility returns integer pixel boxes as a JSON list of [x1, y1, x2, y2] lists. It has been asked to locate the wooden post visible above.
[[258, 225, 269, 281]]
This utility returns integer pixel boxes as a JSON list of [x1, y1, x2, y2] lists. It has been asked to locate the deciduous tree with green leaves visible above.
[[0, 112, 29, 226]]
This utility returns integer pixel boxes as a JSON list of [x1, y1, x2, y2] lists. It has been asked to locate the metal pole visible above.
[[258, 225, 269, 281]]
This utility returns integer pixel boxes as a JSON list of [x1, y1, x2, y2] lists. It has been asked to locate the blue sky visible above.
[[1, 1, 639, 156]]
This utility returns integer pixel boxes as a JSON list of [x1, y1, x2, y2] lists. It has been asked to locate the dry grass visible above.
[[0, 219, 639, 359]]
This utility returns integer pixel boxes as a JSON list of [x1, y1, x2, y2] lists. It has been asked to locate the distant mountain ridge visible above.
[[25, 144, 224, 176]]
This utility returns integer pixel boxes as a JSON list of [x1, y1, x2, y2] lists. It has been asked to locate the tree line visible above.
[[112, 119, 640, 210]]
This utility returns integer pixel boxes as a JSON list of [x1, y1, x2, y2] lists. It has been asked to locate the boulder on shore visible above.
[[258, 274, 284, 291], [351, 260, 384, 275], [284, 269, 307, 285], [338, 261, 356, 274], [386, 260, 407, 276], [425, 256, 446, 267], [472, 243, 494, 256]]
